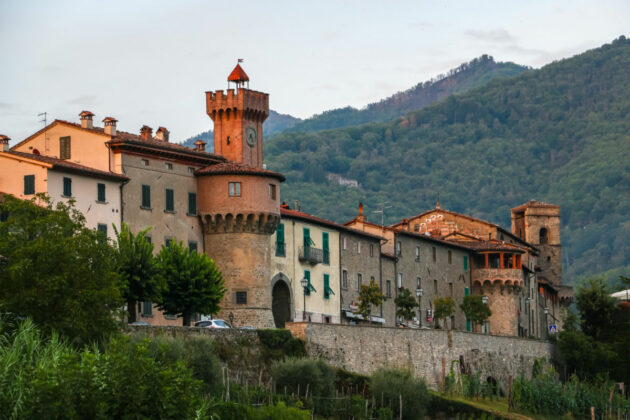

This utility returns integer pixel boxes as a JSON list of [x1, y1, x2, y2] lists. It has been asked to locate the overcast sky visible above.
[[1, 0, 628, 144]]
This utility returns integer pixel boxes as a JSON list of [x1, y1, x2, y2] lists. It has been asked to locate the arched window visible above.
[[539, 227, 549, 244]]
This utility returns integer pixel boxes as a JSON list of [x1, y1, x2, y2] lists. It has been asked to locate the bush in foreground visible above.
[[370, 368, 430, 420]]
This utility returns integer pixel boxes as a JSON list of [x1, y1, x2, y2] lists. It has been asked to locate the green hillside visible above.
[[264, 36, 630, 285], [284, 55, 529, 133]]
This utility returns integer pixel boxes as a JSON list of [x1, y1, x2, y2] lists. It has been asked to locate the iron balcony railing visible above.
[[299, 246, 323, 265]]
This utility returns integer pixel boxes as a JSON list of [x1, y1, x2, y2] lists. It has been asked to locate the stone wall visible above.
[[291, 322, 554, 391]]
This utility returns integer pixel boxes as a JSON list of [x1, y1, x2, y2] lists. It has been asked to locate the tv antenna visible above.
[[38, 112, 47, 127], [372, 202, 392, 235], [38, 112, 49, 152]]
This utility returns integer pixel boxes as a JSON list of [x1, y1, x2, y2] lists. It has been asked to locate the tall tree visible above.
[[576, 277, 617, 340], [460, 295, 492, 333], [0, 194, 123, 345], [394, 288, 418, 324], [358, 280, 385, 322], [156, 241, 226, 326], [434, 297, 456, 330], [113, 223, 161, 323]]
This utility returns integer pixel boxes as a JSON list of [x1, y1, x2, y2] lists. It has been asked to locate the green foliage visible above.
[[370, 368, 430, 420], [113, 222, 161, 323], [394, 288, 418, 321], [434, 297, 456, 329], [334, 368, 370, 394], [358, 279, 386, 321], [256, 329, 305, 360], [212, 400, 310, 420], [271, 358, 335, 416], [575, 277, 618, 339], [460, 295, 492, 328], [0, 195, 123, 346], [265, 36, 630, 284], [156, 241, 226, 326], [0, 319, 205, 419]]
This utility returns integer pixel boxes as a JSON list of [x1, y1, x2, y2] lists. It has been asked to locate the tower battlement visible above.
[[205, 89, 269, 121]]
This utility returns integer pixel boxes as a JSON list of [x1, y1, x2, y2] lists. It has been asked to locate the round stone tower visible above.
[[197, 63, 284, 328]]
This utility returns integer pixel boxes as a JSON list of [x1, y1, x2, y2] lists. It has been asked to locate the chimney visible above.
[[140, 125, 153, 140], [193, 139, 206, 152], [0, 135, 10, 152], [79, 110, 94, 129], [156, 126, 170, 142], [356, 202, 366, 222], [103, 117, 118, 136]]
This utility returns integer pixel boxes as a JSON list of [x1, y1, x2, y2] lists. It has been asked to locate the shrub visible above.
[[271, 358, 335, 416], [257, 329, 305, 360], [213, 400, 310, 420], [370, 368, 430, 420]]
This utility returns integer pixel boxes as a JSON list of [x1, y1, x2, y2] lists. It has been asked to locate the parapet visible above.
[[206, 88, 269, 119]]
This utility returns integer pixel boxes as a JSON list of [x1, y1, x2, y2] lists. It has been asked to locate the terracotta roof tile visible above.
[[445, 239, 526, 253], [4, 151, 129, 181], [281, 207, 383, 240], [228, 63, 249, 82], [511, 200, 560, 212], [79, 110, 94, 117], [195, 162, 285, 181]]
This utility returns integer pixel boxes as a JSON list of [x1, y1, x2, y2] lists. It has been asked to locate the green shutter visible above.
[[63, 177, 72, 197], [465, 287, 471, 332], [323, 274, 334, 299], [141, 185, 151, 208], [304, 270, 311, 296], [23, 175, 35, 195], [322, 232, 330, 264], [464, 255, 469, 270], [60, 136, 71, 159], [276, 223, 285, 257], [97, 183, 106, 202], [303, 227, 311, 246], [188, 241, 198, 252], [165, 189, 174, 212], [188, 193, 197, 215], [97, 223, 107, 236]]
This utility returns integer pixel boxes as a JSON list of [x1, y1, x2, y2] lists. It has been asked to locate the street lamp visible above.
[[416, 287, 423, 327], [300, 278, 309, 322], [544, 306, 549, 337], [482, 296, 489, 334]]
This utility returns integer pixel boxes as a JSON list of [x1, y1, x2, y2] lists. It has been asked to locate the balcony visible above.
[[472, 268, 523, 287], [299, 246, 323, 265]]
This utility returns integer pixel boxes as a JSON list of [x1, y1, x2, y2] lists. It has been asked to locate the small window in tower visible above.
[[141, 159, 149, 166], [269, 184, 276, 200], [165, 162, 173, 170], [235, 291, 247, 304], [228, 182, 241, 197], [227, 136, 231, 145]]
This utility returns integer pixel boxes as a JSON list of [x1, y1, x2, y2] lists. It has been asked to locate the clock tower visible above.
[[206, 62, 268, 167]]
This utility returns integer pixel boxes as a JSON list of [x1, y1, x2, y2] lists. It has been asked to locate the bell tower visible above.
[[206, 61, 269, 167]]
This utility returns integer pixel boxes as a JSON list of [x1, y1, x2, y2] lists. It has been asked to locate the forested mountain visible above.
[[180, 110, 301, 150], [264, 37, 630, 285], [283, 56, 529, 133]]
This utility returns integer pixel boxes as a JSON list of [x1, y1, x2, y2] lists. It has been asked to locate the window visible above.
[[465, 288, 471, 332], [415, 246, 420, 261], [276, 224, 286, 257], [416, 277, 421, 288], [269, 184, 276, 200], [386, 280, 392, 297], [357, 241, 361, 254], [141, 159, 149, 166], [342, 237, 347, 250], [432, 246, 436, 262], [97, 224, 107, 236], [303, 227, 313, 247], [370, 276, 375, 285], [434, 279, 438, 295], [448, 250, 452, 264], [539, 227, 549, 244], [59, 136, 71, 159], [62, 177, 72, 197], [165, 238, 173, 248], [165, 162, 173, 170], [304, 270, 312, 296], [0, 211, 7, 223], [226, 136, 231, 145], [449, 283, 453, 297], [236, 291, 247, 304], [324, 274, 334, 299], [370, 244, 374, 257], [141, 185, 151, 208], [165, 189, 174, 212], [397, 272, 402, 288], [188, 241, 198, 253], [395, 241, 401, 256], [23, 175, 35, 195], [141, 301, 153, 317], [188, 167, 195, 174], [187, 193, 197, 215], [97, 183, 106, 202], [228, 182, 241, 197], [463, 255, 469, 270], [322, 232, 330, 264], [342, 270, 348, 289], [145, 236, 152, 244], [357, 273, 362, 290], [450, 315, 455, 330], [414, 223, 419, 232]]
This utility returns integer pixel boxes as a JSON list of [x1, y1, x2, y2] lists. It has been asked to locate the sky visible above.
[[0, 0, 628, 144]]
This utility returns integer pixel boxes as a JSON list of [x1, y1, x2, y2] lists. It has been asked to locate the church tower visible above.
[[197, 62, 283, 328], [511, 200, 563, 286], [206, 62, 268, 167]]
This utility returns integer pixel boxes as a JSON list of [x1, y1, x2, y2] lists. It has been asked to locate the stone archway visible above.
[[272, 279, 292, 328]]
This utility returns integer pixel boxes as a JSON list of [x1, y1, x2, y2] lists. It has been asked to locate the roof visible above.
[[280, 207, 383, 241], [511, 200, 560, 212], [0, 134, 9, 142], [79, 110, 94, 117], [228, 63, 249, 82], [11, 120, 223, 164], [195, 162, 285, 181], [381, 252, 397, 260], [3, 150, 129, 181], [445, 239, 526, 253], [394, 230, 473, 252]]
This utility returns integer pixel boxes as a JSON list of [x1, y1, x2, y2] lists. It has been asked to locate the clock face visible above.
[[246, 126, 257, 147]]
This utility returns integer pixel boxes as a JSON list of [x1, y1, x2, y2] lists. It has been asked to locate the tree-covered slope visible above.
[[283, 56, 529, 133], [264, 37, 630, 284]]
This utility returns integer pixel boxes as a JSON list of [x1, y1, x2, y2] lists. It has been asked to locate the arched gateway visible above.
[[272, 279, 292, 328]]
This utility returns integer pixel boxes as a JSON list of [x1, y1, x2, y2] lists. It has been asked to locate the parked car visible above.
[[194, 319, 231, 329]]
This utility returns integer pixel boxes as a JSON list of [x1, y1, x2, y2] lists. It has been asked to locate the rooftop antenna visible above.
[[38, 112, 49, 152], [372, 202, 392, 235]]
